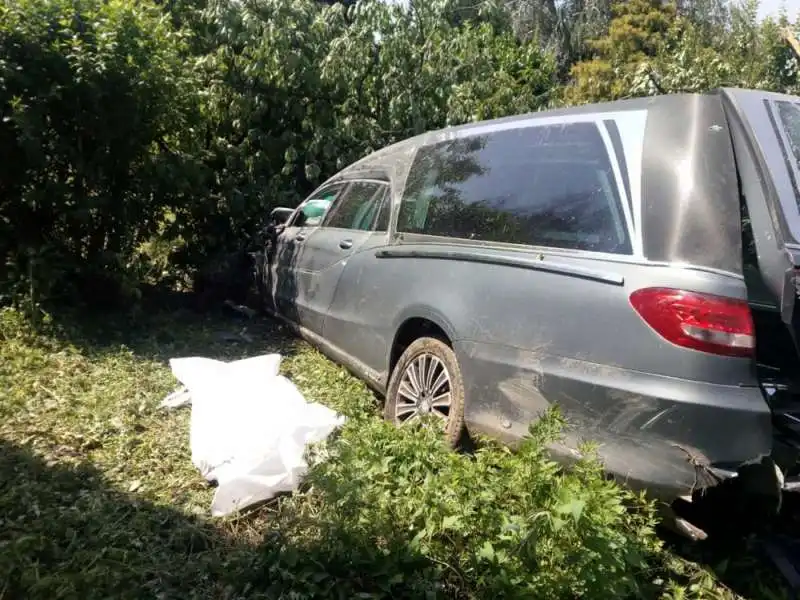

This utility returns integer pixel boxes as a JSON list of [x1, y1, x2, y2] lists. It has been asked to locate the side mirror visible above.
[[270, 207, 295, 226]]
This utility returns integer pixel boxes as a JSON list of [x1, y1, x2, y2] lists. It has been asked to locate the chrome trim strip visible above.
[[375, 247, 625, 286], [389, 234, 746, 280]]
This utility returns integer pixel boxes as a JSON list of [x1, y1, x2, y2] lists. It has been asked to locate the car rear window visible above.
[[398, 121, 632, 254], [774, 100, 800, 190]]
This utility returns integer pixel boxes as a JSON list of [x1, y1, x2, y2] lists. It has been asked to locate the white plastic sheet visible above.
[[161, 354, 345, 517]]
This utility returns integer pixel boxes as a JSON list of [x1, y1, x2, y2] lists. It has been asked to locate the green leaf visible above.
[[477, 541, 495, 562], [555, 497, 586, 523], [441, 514, 461, 531]]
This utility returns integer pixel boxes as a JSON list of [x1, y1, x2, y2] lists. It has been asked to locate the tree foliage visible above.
[[0, 0, 199, 306], [0, 0, 799, 309], [564, 0, 677, 104], [644, 0, 800, 96], [565, 0, 800, 104]]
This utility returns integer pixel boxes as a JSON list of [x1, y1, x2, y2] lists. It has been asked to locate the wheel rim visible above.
[[395, 353, 452, 425]]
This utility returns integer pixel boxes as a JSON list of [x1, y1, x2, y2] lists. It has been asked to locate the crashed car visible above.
[[257, 88, 800, 539]]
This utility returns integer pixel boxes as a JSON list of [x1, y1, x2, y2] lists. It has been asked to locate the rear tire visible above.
[[384, 336, 466, 448]]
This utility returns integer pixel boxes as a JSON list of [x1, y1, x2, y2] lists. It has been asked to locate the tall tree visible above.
[[441, 0, 615, 75], [562, 0, 676, 104], [674, 0, 728, 43], [642, 0, 800, 96]]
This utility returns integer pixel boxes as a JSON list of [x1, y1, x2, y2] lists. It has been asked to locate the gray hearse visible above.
[[259, 88, 800, 538]]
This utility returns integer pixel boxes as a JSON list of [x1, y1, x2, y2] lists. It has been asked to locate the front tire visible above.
[[384, 336, 466, 448]]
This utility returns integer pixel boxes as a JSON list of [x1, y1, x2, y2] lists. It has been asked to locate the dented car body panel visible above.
[[262, 88, 800, 506]]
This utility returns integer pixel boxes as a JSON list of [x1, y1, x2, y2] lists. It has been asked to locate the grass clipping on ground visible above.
[[0, 306, 778, 599]]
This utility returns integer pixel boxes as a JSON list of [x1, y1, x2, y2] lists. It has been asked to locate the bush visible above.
[[253, 410, 662, 599], [167, 0, 558, 278], [0, 0, 199, 308]]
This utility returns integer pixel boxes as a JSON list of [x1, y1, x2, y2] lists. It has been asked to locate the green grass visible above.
[[0, 304, 791, 599]]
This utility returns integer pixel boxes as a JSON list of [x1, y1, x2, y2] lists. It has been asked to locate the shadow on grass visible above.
[[0, 438, 228, 600], [658, 527, 784, 599], [36, 226, 306, 365], [37, 286, 299, 367], [0, 439, 442, 600], [657, 492, 798, 600]]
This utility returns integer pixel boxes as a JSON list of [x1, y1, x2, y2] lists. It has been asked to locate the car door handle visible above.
[[295, 233, 306, 242], [339, 239, 353, 250]]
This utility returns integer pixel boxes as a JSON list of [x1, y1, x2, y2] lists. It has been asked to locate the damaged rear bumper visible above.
[[457, 341, 784, 523]]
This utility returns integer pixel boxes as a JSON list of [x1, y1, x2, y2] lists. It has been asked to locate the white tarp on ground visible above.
[[160, 354, 346, 517]]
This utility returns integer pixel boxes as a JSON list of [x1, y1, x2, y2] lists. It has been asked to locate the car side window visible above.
[[290, 184, 344, 227], [397, 122, 632, 254], [774, 100, 800, 186], [323, 180, 388, 231], [373, 187, 391, 232]]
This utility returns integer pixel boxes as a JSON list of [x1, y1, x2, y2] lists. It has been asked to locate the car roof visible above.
[[342, 92, 714, 172]]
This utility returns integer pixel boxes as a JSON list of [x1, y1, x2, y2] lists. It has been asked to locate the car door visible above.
[[318, 184, 393, 380], [293, 179, 390, 335], [269, 183, 345, 321]]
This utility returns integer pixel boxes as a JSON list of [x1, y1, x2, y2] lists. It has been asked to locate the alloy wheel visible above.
[[394, 353, 452, 425]]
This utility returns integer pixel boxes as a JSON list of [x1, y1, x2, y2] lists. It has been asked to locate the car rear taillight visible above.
[[629, 287, 755, 358]]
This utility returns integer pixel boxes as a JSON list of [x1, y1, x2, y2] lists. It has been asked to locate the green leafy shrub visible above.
[[251, 409, 661, 599], [168, 0, 558, 276], [0, 0, 199, 308]]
